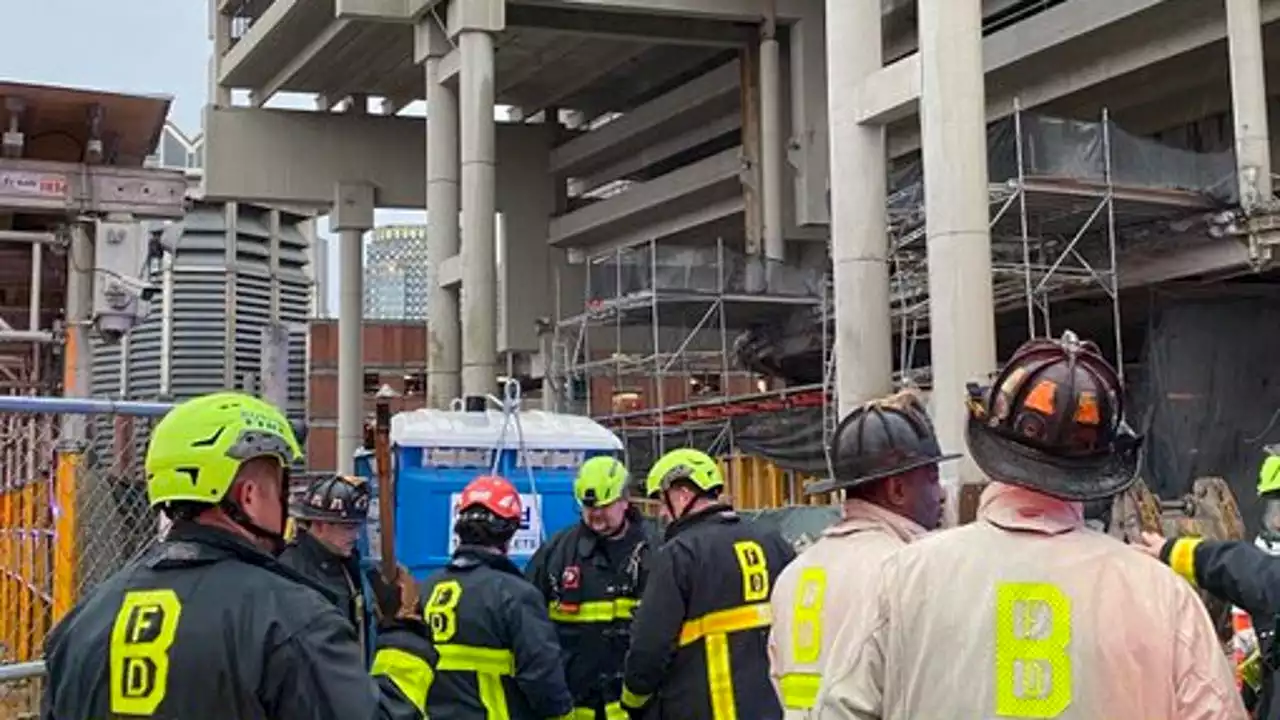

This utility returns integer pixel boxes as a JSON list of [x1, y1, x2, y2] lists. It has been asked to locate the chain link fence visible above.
[[0, 396, 172, 716]]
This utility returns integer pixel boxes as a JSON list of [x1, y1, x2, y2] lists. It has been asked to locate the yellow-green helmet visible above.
[[145, 392, 302, 508], [645, 448, 723, 498], [1260, 450, 1280, 496], [575, 456, 629, 508]]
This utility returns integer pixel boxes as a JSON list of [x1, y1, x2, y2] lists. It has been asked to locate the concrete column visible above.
[[450, 0, 505, 401], [760, 14, 785, 263], [919, 0, 997, 486], [333, 182, 374, 475], [1225, 0, 1273, 211], [419, 18, 462, 408], [825, 0, 893, 416]]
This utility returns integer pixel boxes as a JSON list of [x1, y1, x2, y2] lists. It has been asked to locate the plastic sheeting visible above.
[[1132, 292, 1280, 537], [586, 243, 822, 303], [888, 112, 1237, 215], [736, 111, 1235, 385], [620, 407, 831, 478]]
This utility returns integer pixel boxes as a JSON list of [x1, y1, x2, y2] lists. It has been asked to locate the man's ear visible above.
[[884, 477, 908, 506]]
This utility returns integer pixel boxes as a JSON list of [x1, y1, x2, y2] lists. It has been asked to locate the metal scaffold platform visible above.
[[553, 104, 1239, 479]]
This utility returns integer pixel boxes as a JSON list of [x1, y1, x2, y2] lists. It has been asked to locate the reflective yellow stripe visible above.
[[621, 685, 651, 709], [570, 702, 629, 720], [706, 633, 736, 720], [436, 644, 516, 675], [549, 598, 639, 623], [435, 643, 514, 720], [779, 672, 821, 710], [371, 647, 435, 715], [678, 602, 773, 647], [1168, 537, 1203, 586]]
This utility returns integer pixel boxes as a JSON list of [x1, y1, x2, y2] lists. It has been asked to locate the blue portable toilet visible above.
[[388, 408, 623, 581]]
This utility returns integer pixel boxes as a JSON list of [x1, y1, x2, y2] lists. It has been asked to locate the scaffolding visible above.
[[550, 236, 826, 473], [886, 104, 1223, 381], [553, 104, 1234, 481]]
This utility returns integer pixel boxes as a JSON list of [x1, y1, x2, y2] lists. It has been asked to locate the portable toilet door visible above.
[[390, 407, 624, 580]]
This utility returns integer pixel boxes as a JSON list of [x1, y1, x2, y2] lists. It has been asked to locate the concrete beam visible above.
[[436, 253, 463, 288], [505, 0, 807, 22], [505, 4, 753, 46], [335, 0, 414, 21], [886, 0, 1280, 158], [549, 146, 742, 246], [218, 0, 300, 86], [524, 44, 653, 120], [579, 113, 741, 191], [250, 19, 354, 106], [550, 59, 741, 176], [202, 106, 546, 209], [857, 0, 1178, 125], [1118, 239, 1254, 289], [576, 196, 745, 257]]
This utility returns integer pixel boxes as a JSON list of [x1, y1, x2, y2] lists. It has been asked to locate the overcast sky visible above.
[[0, 0, 426, 315]]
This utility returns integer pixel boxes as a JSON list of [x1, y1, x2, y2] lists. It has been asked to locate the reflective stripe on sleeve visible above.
[[779, 672, 821, 710], [371, 647, 435, 715]]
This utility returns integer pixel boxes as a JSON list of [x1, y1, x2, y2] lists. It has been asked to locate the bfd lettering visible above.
[[109, 589, 183, 716]]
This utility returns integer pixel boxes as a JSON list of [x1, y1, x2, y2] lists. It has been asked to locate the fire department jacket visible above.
[[40, 522, 433, 720], [526, 509, 654, 720], [279, 529, 380, 665], [1161, 533, 1280, 719], [817, 482, 1246, 720], [767, 500, 925, 717], [419, 545, 575, 720], [620, 503, 796, 720]]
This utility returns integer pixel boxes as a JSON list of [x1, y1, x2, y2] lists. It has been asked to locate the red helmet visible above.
[[458, 475, 522, 522]]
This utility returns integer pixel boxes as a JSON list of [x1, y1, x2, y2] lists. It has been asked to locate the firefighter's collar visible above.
[[450, 544, 524, 578], [979, 482, 1082, 536], [157, 521, 341, 603], [824, 498, 925, 543], [665, 502, 737, 540]]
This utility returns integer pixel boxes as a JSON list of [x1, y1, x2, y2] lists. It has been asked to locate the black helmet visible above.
[[291, 474, 371, 525], [806, 390, 958, 494], [965, 330, 1141, 501]]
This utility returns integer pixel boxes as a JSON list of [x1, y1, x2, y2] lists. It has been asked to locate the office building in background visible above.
[[363, 224, 430, 320]]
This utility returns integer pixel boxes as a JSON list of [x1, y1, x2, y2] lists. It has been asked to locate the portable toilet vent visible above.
[[387, 406, 623, 579]]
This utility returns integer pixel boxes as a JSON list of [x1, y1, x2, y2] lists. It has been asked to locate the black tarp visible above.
[[1131, 290, 1280, 537]]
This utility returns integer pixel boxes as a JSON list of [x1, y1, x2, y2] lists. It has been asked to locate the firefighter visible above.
[[620, 448, 795, 720], [280, 473, 380, 665], [818, 331, 1245, 719], [768, 389, 956, 717], [419, 474, 574, 719], [526, 456, 654, 720], [1136, 448, 1280, 718], [40, 391, 434, 719]]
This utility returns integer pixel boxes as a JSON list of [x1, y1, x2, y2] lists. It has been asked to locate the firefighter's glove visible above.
[[1241, 648, 1264, 692], [371, 563, 422, 624]]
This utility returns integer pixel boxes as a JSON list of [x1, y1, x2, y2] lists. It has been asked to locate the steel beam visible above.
[[0, 159, 186, 218]]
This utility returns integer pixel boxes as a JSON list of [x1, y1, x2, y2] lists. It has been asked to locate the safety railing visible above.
[[0, 395, 172, 714], [0, 660, 44, 718]]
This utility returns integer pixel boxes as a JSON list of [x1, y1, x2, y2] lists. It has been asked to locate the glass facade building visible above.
[[363, 224, 430, 320]]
